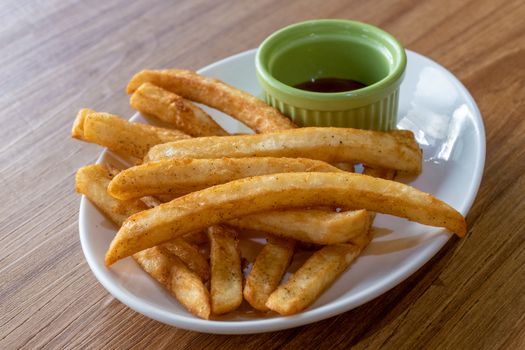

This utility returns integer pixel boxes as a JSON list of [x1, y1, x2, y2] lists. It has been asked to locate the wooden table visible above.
[[1, 0, 524, 348]]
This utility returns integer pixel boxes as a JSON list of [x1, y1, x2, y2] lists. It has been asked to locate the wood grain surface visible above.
[[1, 0, 524, 349]]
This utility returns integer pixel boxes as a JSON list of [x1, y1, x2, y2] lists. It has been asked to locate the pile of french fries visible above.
[[73, 69, 466, 319]]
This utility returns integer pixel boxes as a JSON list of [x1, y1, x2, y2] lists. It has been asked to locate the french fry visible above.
[[123, 160, 364, 246], [147, 193, 371, 245], [182, 231, 208, 245], [108, 157, 341, 200], [130, 82, 228, 137], [362, 166, 397, 222], [228, 209, 370, 245], [105, 172, 466, 265], [363, 166, 397, 180], [72, 110, 190, 161], [146, 187, 371, 245], [134, 246, 211, 319], [145, 127, 422, 174], [139, 195, 209, 247], [75, 164, 211, 318], [333, 163, 355, 172], [126, 69, 296, 133], [76, 165, 206, 276], [244, 237, 295, 311], [162, 238, 210, 281], [75, 164, 148, 225], [167, 253, 211, 319], [71, 108, 94, 139], [265, 242, 367, 315], [208, 225, 243, 314]]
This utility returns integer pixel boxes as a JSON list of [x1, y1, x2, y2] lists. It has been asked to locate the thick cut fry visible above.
[[229, 209, 370, 245], [105, 172, 466, 265], [72, 110, 190, 161], [333, 163, 355, 172], [149, 193, 370, 245], [75, 164, 148, 226], [208, 225, 243, 314], [363, 166, 397, 180], [108, 157, 341, 200], [76, 164, 211, 319], [127, 69, 296, 133], [148, 189, 370, 245], [133, 247, 173, 287], [145, 127, 422, 174], [183, 231, 208, 245], [265, 243, 365, 315], [244, 237, 295, 311], [71, 108, 95, 139], [168, 252, 211, 319], [134, 247, 210, 319], [130, 82, 228, 137], [161, 238, 210, 281]]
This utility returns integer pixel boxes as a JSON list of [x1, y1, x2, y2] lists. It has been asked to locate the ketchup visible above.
[[294, 77, 366, 93]]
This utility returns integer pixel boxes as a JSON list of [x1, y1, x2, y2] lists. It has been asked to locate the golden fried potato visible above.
[[145, 127, 422, 174], [333, 163, 355, 172], [208, 225, 243, 315], [182, 231, 208, 245], [265, 243, 365, 315], [134, 246, 210, 319], [71, 108, 95, 140], [244, 237, 295, 311], [167, 254, 211, 319], [105, 172, 466, 265], [130, 82, 228, 137], [76, 164, 211, 319], [75, 164, 148, 225], [363, 166, 397, 180], [161, 238, 210, 281], [108, 157, 341, 200], [72, 110, 190, 161], [229, 209, 370, 245], [126, 69, 296, 133]]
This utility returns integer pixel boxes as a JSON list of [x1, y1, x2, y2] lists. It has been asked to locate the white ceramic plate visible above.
[[79, 49, 485, 334]]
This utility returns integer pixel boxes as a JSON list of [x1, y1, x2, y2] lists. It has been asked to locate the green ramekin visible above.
[[256, 19, 406, 130]]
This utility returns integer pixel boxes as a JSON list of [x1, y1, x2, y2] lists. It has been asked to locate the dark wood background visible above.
[[1, 0, 524, 349]]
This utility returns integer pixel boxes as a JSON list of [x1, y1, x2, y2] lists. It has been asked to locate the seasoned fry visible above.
[[182, 231, 208, 245], [208, 225, 243, 314], [105, 172, 466, 265], [363, 166, 396, 180], [130, 82, 228, 137], [162, 238, 210, 281], [167, 253, 211, 319], [145, 127, 422, 174], [147, 192, 370, 245], [76, 164, 211, 319], [265, 242, 366, 315], [134, 246, 211, 319], [75, 164, 148, 225], [244, 237, 295, 311], [126, 69, 296, 133], [229, 209, 370, 245], [333, 163, 355, 172], [137, 195, 210, 248], [71, 108, 95, 139], [146, 188, 370, 245], [72, 110, 190, 161], [108, 157, 341, 200], [362, 166, 397, 222]]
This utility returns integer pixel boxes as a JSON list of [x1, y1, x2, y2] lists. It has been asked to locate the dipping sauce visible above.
[[294, 77, 367, 93]]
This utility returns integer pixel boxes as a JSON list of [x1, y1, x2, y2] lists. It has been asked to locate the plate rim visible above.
[[78, 48, 486, 334]]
